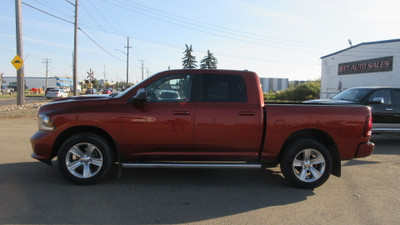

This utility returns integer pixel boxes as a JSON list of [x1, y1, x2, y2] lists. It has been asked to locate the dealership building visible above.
[[320, 39, 400, 98]]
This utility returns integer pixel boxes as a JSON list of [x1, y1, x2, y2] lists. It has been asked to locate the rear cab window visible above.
[[196, 74, 247, 102]]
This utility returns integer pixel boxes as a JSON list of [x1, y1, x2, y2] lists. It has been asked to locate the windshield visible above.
[[332, 88, 371, 102]]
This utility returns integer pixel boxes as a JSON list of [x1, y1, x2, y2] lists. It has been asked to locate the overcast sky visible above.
[[1, 0, 399, 83]]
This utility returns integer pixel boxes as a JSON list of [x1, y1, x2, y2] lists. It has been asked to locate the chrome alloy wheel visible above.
[[65, 143, 104, 179], [292, 148, 326, 183]]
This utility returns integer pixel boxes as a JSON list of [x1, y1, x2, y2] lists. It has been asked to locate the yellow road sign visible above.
[[11, 55, 24, 70]]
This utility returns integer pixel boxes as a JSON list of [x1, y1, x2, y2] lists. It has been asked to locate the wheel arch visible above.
[[278, 129, 341, 177], [51, 126, 119, 162]]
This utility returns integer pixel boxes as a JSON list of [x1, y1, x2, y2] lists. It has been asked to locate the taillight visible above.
[[363, 115, 372, 137]]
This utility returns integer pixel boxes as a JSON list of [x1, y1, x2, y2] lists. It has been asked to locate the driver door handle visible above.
[[239, 111, 255, 116], [173, 111, 190, 115]]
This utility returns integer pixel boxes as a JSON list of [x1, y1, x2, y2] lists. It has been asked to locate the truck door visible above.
[[193, 74, 261, 161], [121, 73, 194, 159]]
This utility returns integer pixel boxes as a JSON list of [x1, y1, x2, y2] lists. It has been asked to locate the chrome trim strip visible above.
[[372, 128, 400, 133], [122, 163, 262, 169]]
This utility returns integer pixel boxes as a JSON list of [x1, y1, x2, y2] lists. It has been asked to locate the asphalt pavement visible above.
[[0, 118, 399, 224]]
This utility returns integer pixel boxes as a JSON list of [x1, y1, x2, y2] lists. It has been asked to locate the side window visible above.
[[392, 90, 400, 106], [202, 74, 247, 102], [369, 90, 391, 104], [145, 74, 192, 102]]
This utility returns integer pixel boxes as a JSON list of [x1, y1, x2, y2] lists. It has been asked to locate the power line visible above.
[[22, 1, 398, 69], [22, 1, 123, 61], [78, 27, 122, 60], [104, 0, 339, 51], [31, 0, 73, 18], [64, 0, 74, 6], [22, 2, 73, 24]]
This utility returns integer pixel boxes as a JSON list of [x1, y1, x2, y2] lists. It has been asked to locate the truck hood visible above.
[[39, 94, 116, 115], [53, 94, 112, 102], [304, 99, 356, 104]]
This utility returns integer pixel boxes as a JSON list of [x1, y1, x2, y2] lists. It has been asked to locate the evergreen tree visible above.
[[200, 50, 218, 69], [182, 44, 197, 69]]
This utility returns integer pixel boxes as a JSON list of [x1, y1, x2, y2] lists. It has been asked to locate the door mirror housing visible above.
[[130, 88, 147, 103], [369, 97, 384, 104]]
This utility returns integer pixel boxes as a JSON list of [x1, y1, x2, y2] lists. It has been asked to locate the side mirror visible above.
[[130, 88, 147, 103], [369, 97, 384, 104]]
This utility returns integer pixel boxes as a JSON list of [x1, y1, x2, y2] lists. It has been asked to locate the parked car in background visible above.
[[305, 87, 400, 133], [45, 88, 69, 99], [1, 85, 14, 95], [102, 89, 112, 94], [45, 87, 55, 95], [85, 88, 97, 94]]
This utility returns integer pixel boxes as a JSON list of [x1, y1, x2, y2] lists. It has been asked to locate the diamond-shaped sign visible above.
[[11, 55, 24, 70]]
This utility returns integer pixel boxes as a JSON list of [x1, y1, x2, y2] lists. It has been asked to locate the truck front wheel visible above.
[[280, 139, 332, 189], [57, 133, 114, 184]]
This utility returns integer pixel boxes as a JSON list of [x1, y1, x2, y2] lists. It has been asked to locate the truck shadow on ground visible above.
[[0, 162, 314, 224]]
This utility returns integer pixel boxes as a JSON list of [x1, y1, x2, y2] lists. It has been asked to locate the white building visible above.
[[320, 39, 400, 98], [2, 76, 80, 91], [259, 77, 289, 93]]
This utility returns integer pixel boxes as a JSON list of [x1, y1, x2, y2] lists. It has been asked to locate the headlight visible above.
[[38, 114, 55, 131]]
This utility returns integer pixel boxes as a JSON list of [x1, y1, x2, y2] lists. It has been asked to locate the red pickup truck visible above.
[[31, 69, 374, 188]]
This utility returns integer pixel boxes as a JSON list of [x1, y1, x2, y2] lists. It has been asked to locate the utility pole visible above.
[[138, 59, 146, 81], [124, 37, 132, 84], [73, 0, 79, 95], [103, 65, 106, 88], [146, 68, 151, 78], [15, 0, 25, 105], [42, 59, 51, 89]]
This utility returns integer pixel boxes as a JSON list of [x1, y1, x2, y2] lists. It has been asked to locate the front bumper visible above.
[[355, 142, 375, 158], [31, 153, 52, 165], [30, 131, 57, 165]]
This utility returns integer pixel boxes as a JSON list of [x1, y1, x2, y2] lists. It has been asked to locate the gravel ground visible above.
[[0, 102, 46, 112], [0, 102, 47, 119]]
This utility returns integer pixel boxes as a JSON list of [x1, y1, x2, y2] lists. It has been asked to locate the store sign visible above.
[[338, 56, 393, 75]]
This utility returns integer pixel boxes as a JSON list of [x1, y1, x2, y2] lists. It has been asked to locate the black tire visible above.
[[57, 133, 114, 185], [280, 139, 332, 189]]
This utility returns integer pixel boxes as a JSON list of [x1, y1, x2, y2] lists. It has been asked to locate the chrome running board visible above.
[[122, 163, 262, 169]]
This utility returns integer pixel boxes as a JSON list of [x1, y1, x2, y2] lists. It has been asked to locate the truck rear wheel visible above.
[[280, 139, 332, 189], [57, 133, 114, 184]]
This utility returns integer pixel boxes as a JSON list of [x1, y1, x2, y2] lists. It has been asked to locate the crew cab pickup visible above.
[[31, 70, 374, 188]]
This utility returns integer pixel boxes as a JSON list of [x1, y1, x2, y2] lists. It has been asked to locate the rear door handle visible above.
[[386, 108, 394, 111], [239, 111, 255, 116], [173, 111, 190, 115]]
